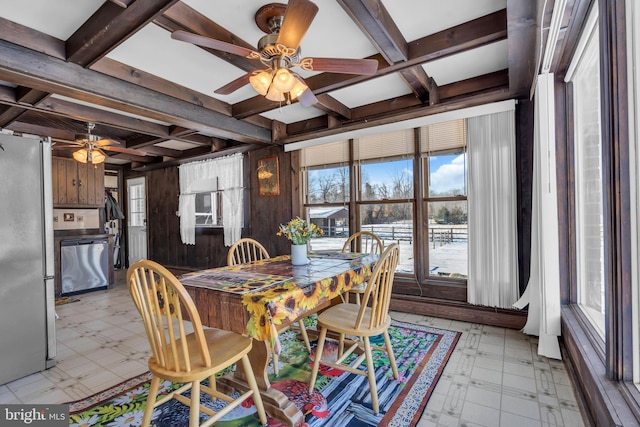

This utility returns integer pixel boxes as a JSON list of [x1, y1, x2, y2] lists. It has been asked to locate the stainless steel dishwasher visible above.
[[61, 238, 109, 295]]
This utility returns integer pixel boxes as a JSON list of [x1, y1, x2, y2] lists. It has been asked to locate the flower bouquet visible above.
[[277, 217, 323, 265], [276, 216, 323, 245]]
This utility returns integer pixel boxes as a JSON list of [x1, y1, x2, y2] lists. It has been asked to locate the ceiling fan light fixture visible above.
[[289, 73, 308, 99], [271, 68, 296, 93], [249, 69, 273, 95], [73, 148, 105, 164], [265, 85, 286, 102]]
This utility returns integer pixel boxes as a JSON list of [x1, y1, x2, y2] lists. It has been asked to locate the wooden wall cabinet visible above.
[[52, 157, 105, 207]]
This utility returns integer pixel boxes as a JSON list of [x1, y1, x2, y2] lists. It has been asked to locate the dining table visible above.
[[179, 250, 378, 426]]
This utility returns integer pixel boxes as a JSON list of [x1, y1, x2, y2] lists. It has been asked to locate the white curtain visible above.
[[467, 110, 519, 308], [513, 74, 562, 359], [178, 153, 243, 246]]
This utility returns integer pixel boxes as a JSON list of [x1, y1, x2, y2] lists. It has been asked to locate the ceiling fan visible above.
[[52, 122, 139, 164], [171, 0, 378, 106]]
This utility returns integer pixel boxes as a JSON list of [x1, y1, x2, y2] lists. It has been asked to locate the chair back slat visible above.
[[342, 231, 383, 255], [228, 238, 270, 266], [354, 243, 400, 330], [128, 260, 211, 373]]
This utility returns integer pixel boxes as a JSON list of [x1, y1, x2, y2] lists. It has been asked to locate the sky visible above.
[[308, 152, 467, 196]]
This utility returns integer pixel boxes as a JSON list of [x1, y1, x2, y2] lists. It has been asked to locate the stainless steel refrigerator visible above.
[[0, 133, 56, 385]]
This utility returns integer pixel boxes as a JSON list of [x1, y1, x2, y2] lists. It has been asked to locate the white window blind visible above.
[[420, 119, 467, 153], [355, 129, 414, 160], [301, 140, 349, 167]]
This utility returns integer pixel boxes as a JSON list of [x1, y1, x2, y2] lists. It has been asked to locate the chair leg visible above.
[[208, 375, 217, 393], [142, 375, 161, 427], [189, 380, 200, 427], [355, 292, 361, 305], [383, 330, 399, 379], [308, 327, 328, 394], [363, 336, 379, 415], [297, 320, 311, 352], [240, 355, 268, 426], [272, 347, 280, 376], [340, 291, 349, 303], [338, 332, 345, 356]]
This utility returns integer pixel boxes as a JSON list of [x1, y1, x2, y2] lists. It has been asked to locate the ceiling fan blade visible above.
[[276, 0, 319, 50], [94, 138, 121, 147], [297, 88, 318, 107], [171, 30, 258, 58], [52, 141, 84, 148], [214, 72, 253, 95], [101, 146, 146, 156], [305, 57, 379, 75]]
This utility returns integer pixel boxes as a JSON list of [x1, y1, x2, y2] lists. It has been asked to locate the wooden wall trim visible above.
[[390, 294, 527, 329], [599, 0, 633, 381]]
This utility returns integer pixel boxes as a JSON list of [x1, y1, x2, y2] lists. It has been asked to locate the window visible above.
[[178, 153, 244, 246], [568, 13, 605, 337], [422, 120, 468, 278], [128, 179, 146, 227], [307, 165, 349, 203], [302, 140, 351, 251], [359, 158, 414, 273], [195, 191, 223, 227], [300, 121, 471, 278]]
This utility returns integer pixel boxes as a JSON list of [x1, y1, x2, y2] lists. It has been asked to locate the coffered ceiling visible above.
[[0, 0, 550, 169]]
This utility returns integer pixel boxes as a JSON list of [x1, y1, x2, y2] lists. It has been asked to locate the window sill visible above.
[[561, 305, 640, 426]]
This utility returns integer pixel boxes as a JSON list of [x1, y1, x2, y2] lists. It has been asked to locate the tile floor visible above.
[[0, 270, 586, 426]]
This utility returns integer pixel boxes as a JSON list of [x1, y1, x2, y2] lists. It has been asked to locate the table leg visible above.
[[222, 340, 304, 427]]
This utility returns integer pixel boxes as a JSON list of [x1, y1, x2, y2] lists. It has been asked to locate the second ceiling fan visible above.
[[171, 0, 378, 106]]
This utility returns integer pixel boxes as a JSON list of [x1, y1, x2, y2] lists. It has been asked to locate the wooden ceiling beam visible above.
[[15, 87, 50, 105], [0, 106, 28, 128], [314, 94, 352, 120], [281, 87, 512, 145], [0, 39, 272, 144], [399, 67, 438, 104], [339, 0, 438, 101], [0, 17, 65, 59], [66, 0, 181, 67], [90, 58, 231, 116], [7, 122, 75, 141], [281, 71, 510, 143], [338, 0, 408, 63]]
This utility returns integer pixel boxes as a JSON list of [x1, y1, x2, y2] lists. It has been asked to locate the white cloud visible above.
[[429, 154, 466, 194]]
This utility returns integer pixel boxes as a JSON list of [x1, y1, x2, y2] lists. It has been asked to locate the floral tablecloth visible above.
[[179, 252, 376, 348]]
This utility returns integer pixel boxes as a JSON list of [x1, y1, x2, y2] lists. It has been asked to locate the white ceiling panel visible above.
[[423, 40, 508, 86], [0, 0, 103, 40], [331, 73, 413, 108]]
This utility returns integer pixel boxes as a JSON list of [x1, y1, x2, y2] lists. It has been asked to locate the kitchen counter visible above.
[[53, 233, 114, 296]]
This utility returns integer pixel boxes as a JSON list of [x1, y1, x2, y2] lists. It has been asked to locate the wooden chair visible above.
[[227, 237, 270, 266], [308, 243, 400, 415], [227, 238, 311, 376], [341, 231, 384, 304], [127, 260, 267, 427]]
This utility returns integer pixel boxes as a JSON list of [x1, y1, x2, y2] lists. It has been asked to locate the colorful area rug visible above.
[[68, 319, 460, 427], [55, 297, 80, 306]]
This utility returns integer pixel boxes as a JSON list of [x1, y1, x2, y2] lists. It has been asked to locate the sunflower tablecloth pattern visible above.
[[179, 252, 376, 349]]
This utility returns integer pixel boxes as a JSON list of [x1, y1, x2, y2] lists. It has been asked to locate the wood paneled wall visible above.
[[126, 146, 298, 271]]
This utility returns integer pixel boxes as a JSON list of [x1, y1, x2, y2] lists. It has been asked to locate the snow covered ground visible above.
[[309, 234, 467, 277]]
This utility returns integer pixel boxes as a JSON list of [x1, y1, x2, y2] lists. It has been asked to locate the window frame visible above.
[[568, 15, 606, 339], [194, 190, 224, 228]]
